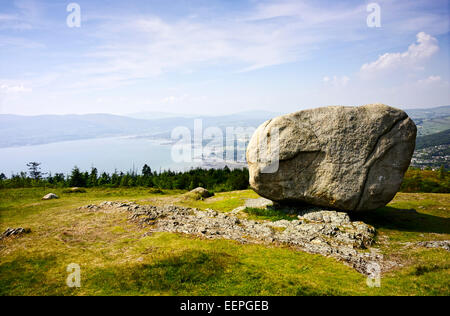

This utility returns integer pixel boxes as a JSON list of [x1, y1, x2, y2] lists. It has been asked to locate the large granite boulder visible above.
[[246, 104, 416, 211]]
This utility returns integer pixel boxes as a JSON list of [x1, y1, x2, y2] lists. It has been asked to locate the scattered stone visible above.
[[77, 204, 100, 211], [81, 201, 380, 274], [42, 193, 59, 200], [247, 104, 417, 211], [0, 227, 31, 240], [417, 240, 450, 251]]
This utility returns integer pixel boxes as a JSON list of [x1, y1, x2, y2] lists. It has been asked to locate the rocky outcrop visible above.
[[247, 104, 417, 211], [80, 201, 381, 274], [417, 240, 450, 251]]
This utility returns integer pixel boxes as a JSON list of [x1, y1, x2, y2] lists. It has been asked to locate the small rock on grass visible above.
[[189, 187, 214, 198], [0, 227, 31, 240], [42, 193, 59, 200]]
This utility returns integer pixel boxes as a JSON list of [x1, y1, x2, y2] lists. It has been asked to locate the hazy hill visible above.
[[405, 105, 450, 136], [124, 111, 196, 120], [1, 106, 448, 148], [415, 129, 450, 150], [405, 105, 450, 119], [0, 111, 280, 148], [0, 114, 157, 148]]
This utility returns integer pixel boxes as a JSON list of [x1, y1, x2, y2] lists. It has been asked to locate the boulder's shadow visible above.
[[266, 202, 450, 235], [348, 207, 450, 235]]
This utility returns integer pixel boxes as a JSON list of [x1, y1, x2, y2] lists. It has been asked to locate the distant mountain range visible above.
[[0, 106, 448, 148], [0, 114, 155, 148], [0, 110, 281, 148], [404, 105, 450, 120]]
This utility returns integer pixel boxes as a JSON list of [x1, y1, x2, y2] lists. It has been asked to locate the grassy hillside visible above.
[[414, 116, 450, 137], [415, 129, 450, 150], [0, 188, 449, 296]]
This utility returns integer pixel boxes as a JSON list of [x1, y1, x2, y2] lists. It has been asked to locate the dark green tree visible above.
[[142, 164, 152, 177], [88, 167, 98, 187], [98, 172, 110, 186], [69, 166, 86, 187], [27, 162, 43, 180]]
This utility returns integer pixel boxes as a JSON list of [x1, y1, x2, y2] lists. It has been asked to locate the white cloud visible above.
[[161, 94, 207, 104], [0, 81, 32, 113], [0, 83, 32, 93], [417, 75, 441, 85], [323, 75, 350, 87], [162, 95, 188, 104], [361, 32, 439, 73]]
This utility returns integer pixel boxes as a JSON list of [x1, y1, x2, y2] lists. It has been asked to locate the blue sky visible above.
[[0, 0, 449, 115]]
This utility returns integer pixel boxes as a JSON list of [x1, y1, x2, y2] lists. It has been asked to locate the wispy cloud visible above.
[[0, 0, 449, 114], [0, 0, 45, 30], [54, 1, 370, 91], [323, 75, 350, 88], [4, 1, 448, 89], [417, 75, 441, 85], [0, 83, 32, 93]]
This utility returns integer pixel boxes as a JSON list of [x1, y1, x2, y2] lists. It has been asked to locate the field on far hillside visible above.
[[0, 188, 449, 296]]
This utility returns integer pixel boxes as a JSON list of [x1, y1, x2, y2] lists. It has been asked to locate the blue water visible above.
[[0, 136, 192, 177]]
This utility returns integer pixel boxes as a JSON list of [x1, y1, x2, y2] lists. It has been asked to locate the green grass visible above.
[[0, 188, 449, 296], [177, 190, 260, 212], [244, 207, 297, 222]]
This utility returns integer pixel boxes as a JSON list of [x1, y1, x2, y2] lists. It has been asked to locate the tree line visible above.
[[0, 162, 249, 192], [0, 162, 447, 193]]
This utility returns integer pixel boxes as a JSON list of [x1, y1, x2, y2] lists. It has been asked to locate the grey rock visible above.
[[42, 193, 59, 200], [189, 187, 214, 198], [1, 227, 31, 240], [417, 240, 450, 251], [247, 104, 417, 211]]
